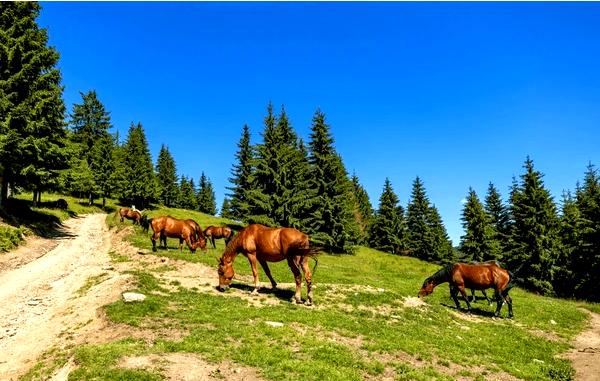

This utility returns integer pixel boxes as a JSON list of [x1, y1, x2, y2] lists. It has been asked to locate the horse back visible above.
[[452, 263, 508, 290]]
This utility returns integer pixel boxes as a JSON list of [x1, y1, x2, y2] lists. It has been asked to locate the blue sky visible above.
[[39, 2, 600, 245]]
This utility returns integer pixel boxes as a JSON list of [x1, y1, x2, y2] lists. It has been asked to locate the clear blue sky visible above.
[[38, 2, 600, 245]]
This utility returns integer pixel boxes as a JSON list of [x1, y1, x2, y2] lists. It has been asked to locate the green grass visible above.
[[23, 203, 599, 380], [0, 225, 25, 252]]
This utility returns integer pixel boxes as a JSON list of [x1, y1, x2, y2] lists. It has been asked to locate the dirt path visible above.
[[0, 214, 130, 381], [565, 309, 600, 381]]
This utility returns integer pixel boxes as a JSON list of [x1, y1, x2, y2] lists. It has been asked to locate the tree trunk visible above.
[[37, 191, 41, 204], [102, 197, 106, 209], [32, 190, 38, 207], [89, 192, 93, 206], [1, 178, 8, 207]]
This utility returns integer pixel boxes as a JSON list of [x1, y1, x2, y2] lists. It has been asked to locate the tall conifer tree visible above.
[[0, 2, 68, 205], [155, 144, 178, 207], [352, 173, 374, 243], [306, 109, 359, 253], [369, 178, 405, 254], [508, 157, 560, 294], [227, 124, 254, 221], [460, 187, 500, 262], [197, 172, 216, 215], [119, 122, 155, 208], [484, 182, 511, 256]]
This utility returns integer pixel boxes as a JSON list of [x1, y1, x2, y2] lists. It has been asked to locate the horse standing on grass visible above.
[[119, 207, 142, 225], [217, 224, 319, 305], [150, 216, 206, 253], [204, 225, 233, 248], [418, 262, 514, 318]]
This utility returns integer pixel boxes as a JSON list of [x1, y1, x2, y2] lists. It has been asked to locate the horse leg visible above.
[[211, 237, 216, 249], [151, 232, 158, 252], [450, 285, 461, 310], [482, 289, 493, 305], [494, 289, 504, 317], [457, 286, 472, 312], [247, 253, 261, 295], [300, 257, 313, 306], [469, 289, 476, 303], [287, 257, 303, 304], [179, 238, 184, 253], [258, 259, 277, 289], [502, 290, 513, 318], [161, 234, 167, 250]]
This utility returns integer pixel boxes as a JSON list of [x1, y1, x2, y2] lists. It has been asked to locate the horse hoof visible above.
[[304, 300, 313, 306], [251, 289, 259, 296]]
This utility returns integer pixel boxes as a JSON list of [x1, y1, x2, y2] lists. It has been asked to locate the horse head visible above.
[[418, 278, 435, 298], [217, 257, 234, 291]]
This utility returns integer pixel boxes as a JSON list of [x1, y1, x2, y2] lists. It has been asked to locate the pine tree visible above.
[[177, 176, 196, 210], [227, 124, 254, 221], [554, 191, 582, 297], [246, 103, 278, 226], [306, 109, 359, 253], [197, 172, 216, 215], [155, 144, 178, 207], [484, 182, 511, 257], [508, 157, 560, 294], [70, 90, 111, 158], [220, 197, 233, 219], [406, 176, 453, 263], [119, 122, 155, 208], [460, 187, 500, 262], [90, 133, 115, 208], [352, 173, 374, 243], [0, 2, 69, 205], [369, 178, 405, 254], [573, 164, 600, 300]]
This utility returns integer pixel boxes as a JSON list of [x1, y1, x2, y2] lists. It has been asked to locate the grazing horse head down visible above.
[[119, 207, 142, 225], [150, 216, 205, 253], [217, 224, 319, 305], [418, 262, 514, 318], [184, 219, 207, 252]]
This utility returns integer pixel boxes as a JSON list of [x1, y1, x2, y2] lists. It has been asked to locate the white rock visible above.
[[550, 319, 557, 325], [122, 292, 146, 302], [377, 288, 385, 292], [265, 321, 284, 327]]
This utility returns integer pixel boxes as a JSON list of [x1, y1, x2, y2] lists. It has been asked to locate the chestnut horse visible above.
[[185, 219, 207, 248], [418, 262, 514, 317], [203, 225, 232, 248], [150, 216, 206, 253], [119, 207, 142, 225], [217, 224, 319, 305]]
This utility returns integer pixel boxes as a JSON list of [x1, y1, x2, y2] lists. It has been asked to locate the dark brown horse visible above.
[[150, 216, 206, 253], [418, 262, 514, 317], [204, 225, 233, 248], [184, 219, 207, 251], [119, 207, 142, 225], [217, 224, 319, 305]]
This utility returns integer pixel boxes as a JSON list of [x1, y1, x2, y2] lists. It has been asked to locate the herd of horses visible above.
[[117, 207, 515, 316]]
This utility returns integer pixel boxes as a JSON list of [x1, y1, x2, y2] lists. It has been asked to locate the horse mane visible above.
[[220, 226, 245, 261], [426, 263, 453, 285]]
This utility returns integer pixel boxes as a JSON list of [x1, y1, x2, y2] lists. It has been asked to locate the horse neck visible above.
[[430, 265, 452, 286], [221, 232, 242, 263]]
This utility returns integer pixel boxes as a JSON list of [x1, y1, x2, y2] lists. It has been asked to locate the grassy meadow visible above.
[[14, 203, 597, 380]]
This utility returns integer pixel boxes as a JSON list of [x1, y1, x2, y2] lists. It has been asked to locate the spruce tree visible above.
[[306, 109, 359, 253], [574, 164, 600, 300], [119, 122, 155, 208], [246, 103, 278, 226], [554, 192, 582, 297], [406, 176, 453, 263], [369, 178, 405, 254], [220, 197, 233, 219], [178, 176, 196, 210], [70, 90, 111, 159], [227, 124, 254, 221], [155, 144, 178, 207], [352, 173, 374, 243], [508, 157, 560, 294], [484, 182, 511, 256], [197, 172, 216, 215], [90, 133, 115, 208], [460, 187, 500, 262], [0, 2, 69, 205]]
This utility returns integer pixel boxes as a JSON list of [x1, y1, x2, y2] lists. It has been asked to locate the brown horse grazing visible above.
[[119, 207, 142, 225], [204, 225, 233, 248], [418, 262, 514, 318], [217, 224, 319, 305], [150, 216, 205, 253], [184, 219, 207, 252]]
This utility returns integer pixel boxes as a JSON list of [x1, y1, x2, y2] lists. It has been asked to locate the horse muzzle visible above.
[[218, 285, 229, 292]]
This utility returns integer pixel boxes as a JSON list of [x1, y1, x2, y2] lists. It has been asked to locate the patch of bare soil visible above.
[[0, 214, 131, 380], [0, 234, 58, 273], [565, 309, 600, 381], [119, 353, 267, 381]]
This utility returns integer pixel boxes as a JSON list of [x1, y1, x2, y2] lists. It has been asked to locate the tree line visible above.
[[2, 3, 598, 301]]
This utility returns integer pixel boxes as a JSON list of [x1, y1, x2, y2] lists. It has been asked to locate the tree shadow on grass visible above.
[[229, 282, 296, 301], [0, 198, 75, 239]]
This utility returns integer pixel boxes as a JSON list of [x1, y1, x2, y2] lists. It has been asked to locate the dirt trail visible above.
[[0, 214, 129, 381], [566, 309, 600, 381]]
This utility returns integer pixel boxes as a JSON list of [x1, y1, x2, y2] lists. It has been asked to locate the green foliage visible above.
[[306, 109, 359, 253], [116, 122, 155, 208], [0, 2, 69, 204], [220, 197, 233, 219], [155, 144, 179, 207], [369, 178, 406, 254], [177, 175, 197, 210], [227, 124, 254, 221], [351, 173, 374, 243], [484, 182, 511, 254], [0, 225, 24, 251], [459, 187, 500, 262], [406, 177, 453, 263], [197, 171, 216, 215], [508, 157, 560, 295]]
